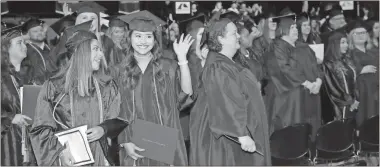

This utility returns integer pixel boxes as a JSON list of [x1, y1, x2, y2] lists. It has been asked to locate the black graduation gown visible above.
[[23, 42, 56, 85], [264, 39, 322, 139], [322, 60, 358, 120], [116, 58, 193, 166], [29, 74, 121, 166], [251, 36, 271, 66], [351, 48, 379, 126], [180, 52, 202, 142], [251, 36, 271, 93], [1, 71, 23, 166], [189, 51, 271, 166], [245, 48, 265, 82]]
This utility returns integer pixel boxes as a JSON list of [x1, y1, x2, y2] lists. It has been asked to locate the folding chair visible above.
[[270, 123, 312, 166], [313, 118, 356, 165]]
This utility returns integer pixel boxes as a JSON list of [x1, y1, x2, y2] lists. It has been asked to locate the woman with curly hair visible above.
[[111, 11, 194, 166], [189, 17, 271, 166], [323, 32, 358, 120], [1, 28, 33, 166]]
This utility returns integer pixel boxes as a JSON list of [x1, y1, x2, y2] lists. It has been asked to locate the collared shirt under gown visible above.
[[29, 73, 121, 166], [115, 58, 193, 166], [264, 39, 322, 139], [189, 51, 271, 166], [351, 48, 379, 126]]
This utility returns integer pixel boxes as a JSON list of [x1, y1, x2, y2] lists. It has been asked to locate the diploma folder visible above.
[[131, 119, 179, 165], [20, 85, 42, 123], [55, 125, 95, 166]]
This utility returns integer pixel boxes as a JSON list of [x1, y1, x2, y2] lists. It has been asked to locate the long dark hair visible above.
[[64, 39, 107, 97], [325, 33, 355, 74], [120, 30, 164, 90]]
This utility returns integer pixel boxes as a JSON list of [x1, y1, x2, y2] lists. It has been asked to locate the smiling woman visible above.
[[1, 28, 33, 166], [102, 10, 194, 166], [29, 30, 121, 166]]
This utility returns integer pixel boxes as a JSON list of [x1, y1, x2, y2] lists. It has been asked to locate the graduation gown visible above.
[[1, 71, 23, 166], [242, 48, 265, 82], [322, 60, 358, 120], [189, 51, 271, 166], [251, 36, 271, 66], [251, 36, 271, 93], [264, 39, 322, 139], [1, 67, 38, 166], [116, 58, 193, 166], [351, 48, 379, 126], [23, 42, 56, 85], [29, 73, 121, 166], [180, 51, 203, 142]]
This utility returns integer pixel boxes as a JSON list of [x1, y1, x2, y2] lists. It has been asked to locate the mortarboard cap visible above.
[[22, 18, 45, 33], [279, 7, 295, 16], [69, 1, 107, 15], [118, 10, 166, 32], [320, 25, 347, 47], [65, 30, 97, 53], [1, 22, 17, 30], [345, 19, 372, 33], [63, 20, 93, 41], [271, 13, 296, 24], [109, 18, 127, 28], [1, 24, 23, 37], [275, 14, 297, 35], [50, 14, 76, 36], [178, 13, 206, 34]]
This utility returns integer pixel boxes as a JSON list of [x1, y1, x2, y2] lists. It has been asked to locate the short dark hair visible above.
[[207, 26, 227, 52]]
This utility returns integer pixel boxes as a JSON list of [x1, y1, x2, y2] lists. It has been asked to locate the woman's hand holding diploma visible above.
[[120, 143, 145, 160]]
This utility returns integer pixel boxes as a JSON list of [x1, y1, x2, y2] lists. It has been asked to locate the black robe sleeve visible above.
[[29, 81, 65, 166], [1, 78, 17, 135], [98, 80, 127, 139]]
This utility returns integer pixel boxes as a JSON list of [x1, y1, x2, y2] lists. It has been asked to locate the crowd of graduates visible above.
[[1, 1, 379, 166]]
